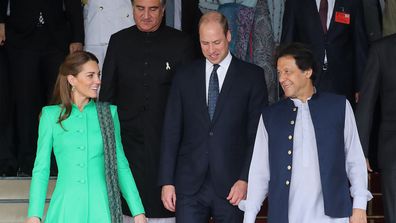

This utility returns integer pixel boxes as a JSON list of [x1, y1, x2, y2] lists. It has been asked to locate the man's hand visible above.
[[161, 185, 176, 212], [227, 180, 247, 206], [0, 23, 5, 46], [69, 42, 83, 54], [133, 214, 147, 223], [349, 208, 367, 223], [25, 217, 40, 223]]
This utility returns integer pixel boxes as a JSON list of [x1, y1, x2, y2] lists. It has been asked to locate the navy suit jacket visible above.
[[281, 0, 368, 100], [158, 56, 268, 198]]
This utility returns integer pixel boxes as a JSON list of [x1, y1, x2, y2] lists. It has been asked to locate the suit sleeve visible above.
[[180, 36, 196, 63], [355, 43, 380, 157], [99, 35, 118, 103], [280, 0, 296, 44], [0, 0, 7, 23], [158, 72, 184, 186], [352, 0, 369, 92], [64, 0, 84, 43], [112, 106, 145, 216], [240, 68, 268, 181], [27, 107, 53, 219]]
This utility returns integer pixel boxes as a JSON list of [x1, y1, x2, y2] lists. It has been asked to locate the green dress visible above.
[[27, 101, 145, 222]]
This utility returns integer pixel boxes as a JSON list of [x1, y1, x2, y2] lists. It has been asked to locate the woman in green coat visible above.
[[25, 51, 146, 223]]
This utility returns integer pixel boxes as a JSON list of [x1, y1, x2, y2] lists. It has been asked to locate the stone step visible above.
[[0, 177, 56, 200], [0, 177, 55, 223], [0, 203, 49, 223]]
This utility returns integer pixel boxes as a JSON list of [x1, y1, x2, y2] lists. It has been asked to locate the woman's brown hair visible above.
[[51, 51, 99, 126]]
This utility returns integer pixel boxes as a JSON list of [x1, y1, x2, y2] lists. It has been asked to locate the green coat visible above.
[[27, 101, 145, 222]]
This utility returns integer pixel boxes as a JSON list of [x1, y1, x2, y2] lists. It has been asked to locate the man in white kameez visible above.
[[239, 43, 372, 223]]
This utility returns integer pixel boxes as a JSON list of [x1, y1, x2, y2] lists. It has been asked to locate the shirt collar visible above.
[[290, 87, 317, 106], [205, 51, 232, 70]]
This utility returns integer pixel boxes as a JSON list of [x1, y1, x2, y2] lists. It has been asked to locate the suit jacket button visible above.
[[288, 150, 292, 155], [288, 135, 293, 140], [290, 120, 295, 125], [286, 180, 290, 186], [293, 107, 297, 112], [287, 165, 292, 170]]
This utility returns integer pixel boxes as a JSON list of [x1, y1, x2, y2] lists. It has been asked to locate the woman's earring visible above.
[[71, 85, 76, 92]]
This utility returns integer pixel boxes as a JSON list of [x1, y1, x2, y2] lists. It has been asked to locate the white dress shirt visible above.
[[316, 0, 335, 63], [315, 0, 336, 29], [240, 98, 372, 223], [205, 52, 232, 104]]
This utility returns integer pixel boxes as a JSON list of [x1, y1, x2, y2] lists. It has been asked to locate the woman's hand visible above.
[[25, 217, 41, 223], [133, 214, 147, 223]]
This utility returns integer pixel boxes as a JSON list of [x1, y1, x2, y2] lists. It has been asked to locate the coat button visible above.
[[288, 150, 292, 155], [288, 135, 293, 140], [286, 180, 290, 186], [78, 146, 85, 150], [293, 107, 297, 112], [290, 120, 295, 125], [99, 6, 103, 10], [287, 165, 292, 170]]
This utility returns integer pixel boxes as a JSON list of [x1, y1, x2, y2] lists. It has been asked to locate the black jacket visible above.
[[0, 0, 84, 51]]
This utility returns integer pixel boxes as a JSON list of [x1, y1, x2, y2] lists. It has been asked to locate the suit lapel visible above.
[[309, 0, 327, 35], [211, 57, 237, 124], [197, 61, 211, 125], [327, 0, 340, 33]]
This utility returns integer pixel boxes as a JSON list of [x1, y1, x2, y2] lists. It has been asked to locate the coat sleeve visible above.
[[352, 0, 369, 92], [280, 0, 296, 44], [111, 106, 145, 216], [157, 72, 184, 186], [99, 35, 118, 103], [355, 42, 380, 157], [0, 0, 7, 23], [240, 67, 268, 181], [27, 107, 54, 219], [64, 0, 84, 43]]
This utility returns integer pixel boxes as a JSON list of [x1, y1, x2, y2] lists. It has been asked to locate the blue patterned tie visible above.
[[208, 64, 220, 120]]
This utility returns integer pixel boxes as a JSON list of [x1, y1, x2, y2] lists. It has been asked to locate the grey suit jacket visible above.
[[356, 34, 396, 169]]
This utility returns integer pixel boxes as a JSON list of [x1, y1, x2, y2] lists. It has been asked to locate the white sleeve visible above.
[[344, 100, 373, 209], [239, 115, 270, 223]]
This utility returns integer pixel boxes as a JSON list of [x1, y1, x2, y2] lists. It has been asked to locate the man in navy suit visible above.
[[281, 0, 368, 104], [158, 11, 268, 223]]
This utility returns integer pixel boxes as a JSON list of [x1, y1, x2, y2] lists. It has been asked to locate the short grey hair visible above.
[[131, 0, 166, 6]]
